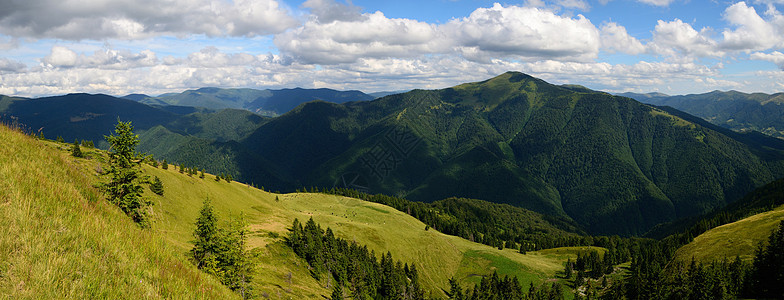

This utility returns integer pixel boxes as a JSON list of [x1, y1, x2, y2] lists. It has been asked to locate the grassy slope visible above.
[[0, 122, 586, 299], [0, 125, 237, 298], [674, 204, 784, 262], [145, 157, 587, 298]]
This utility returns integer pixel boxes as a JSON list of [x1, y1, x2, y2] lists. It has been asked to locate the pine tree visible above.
[[150, 176, 164, 196], [332, 282, 344, 300], [200, 169, 205, 179], [100, 119, 151, 227], [56, 135, 64, 143], [162, 159, 168, 170], [71, 139, 83, 158], [192, 198, 221, 275]]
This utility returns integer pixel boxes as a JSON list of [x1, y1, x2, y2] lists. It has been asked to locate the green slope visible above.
[[0, 124, 237, 298], [143, 162, 580, 298], [674, 205, 784, 263], [0, 122, 585, 299]]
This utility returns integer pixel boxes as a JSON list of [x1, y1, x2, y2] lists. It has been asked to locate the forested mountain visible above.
[[241, 72, 784, 235], [622, 90, 784, 138], [4, 73, 784, 236], [126, 87, 374, 116]]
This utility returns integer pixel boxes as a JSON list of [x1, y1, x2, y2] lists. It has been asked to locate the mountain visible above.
[[240, 72, 784, 235], [5, 73, 784, 236], [133, 87, 374, 116], [624, 90, 784, 138]]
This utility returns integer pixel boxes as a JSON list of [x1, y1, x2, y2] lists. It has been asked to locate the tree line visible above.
[[288, 217, 427, 300]]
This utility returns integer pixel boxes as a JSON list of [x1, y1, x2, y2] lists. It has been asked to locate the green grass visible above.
[[0, 122, 579, 299], [144, 151, 578, 298], [0, 125, 237, 299], [674, 204, 784, 262]]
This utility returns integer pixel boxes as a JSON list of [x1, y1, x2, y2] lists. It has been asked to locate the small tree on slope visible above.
[[101, 119, 151, 227]]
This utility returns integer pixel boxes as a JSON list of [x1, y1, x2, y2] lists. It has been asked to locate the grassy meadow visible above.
[[674, 204, 784, 263]]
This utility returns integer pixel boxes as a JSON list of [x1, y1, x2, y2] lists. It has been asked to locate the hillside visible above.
[[143, 154, 583, 298], [241, 72, 784, 235], [624, 90, 784, 138], [673, 204, 784, 263], [0, 122, 590, 298], [0, 124, 237, 298]]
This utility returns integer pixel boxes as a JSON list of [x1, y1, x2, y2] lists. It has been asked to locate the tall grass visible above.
[[0, 124, 237, 298]]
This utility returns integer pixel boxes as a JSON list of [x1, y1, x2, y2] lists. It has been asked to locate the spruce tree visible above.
[[200, 169, 205, 179], [150, 176, 164, 196], [101, 119, 151, 226], [192, 198, 221, 275], [161, 159, 168, 170], [332, 282, 344, 300], [71, 139, 83, 158]]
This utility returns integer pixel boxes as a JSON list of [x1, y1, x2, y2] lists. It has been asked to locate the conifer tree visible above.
[[150, 176, 164, 196], [101, 119, 151, 226], [200, 169, 205, 179], [71, 139, 83, 158], [162, 159, 168, 170], [332, 282, 344, 300], [56, 135, 64, 143]]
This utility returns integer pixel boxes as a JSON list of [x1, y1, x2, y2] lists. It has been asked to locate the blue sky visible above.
[[1, 0, 783, 97]]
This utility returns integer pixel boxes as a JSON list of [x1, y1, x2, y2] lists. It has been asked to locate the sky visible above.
[[1, 0, 784, 97]]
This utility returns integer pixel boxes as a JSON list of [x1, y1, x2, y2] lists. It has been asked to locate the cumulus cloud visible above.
[[600, 22, 646, 55], [0, 0, 298, 40], [446, 4, 601, 62], [0, 58, 26, 73], [721, 2, 782, 51], [275, 11, 446, 64], [750, 51, 784, 69], [42, 46, 158, 69], [277, 2, 602, 65], [649, 19, 721, 58]]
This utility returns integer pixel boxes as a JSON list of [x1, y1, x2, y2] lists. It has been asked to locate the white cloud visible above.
[[721, 2, 780, 51], [275, 11, 446, 64], [649, 19, 722, 58], [750, 51, 784, 69], [43, 46, 79, 68], [600, 22, 646, 55], [0, 0, 298, 40], [276, 2, 601, 64], [446, 4, 601, 62], [637, 0, 676, 7], [42, 46, 158, 69], [555, 0, 591, 11]]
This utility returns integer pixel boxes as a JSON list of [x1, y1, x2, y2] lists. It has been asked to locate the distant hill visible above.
[[623, 90, 784, 138], [369, 90, 408, 98], [132, 87, 374, 116]]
